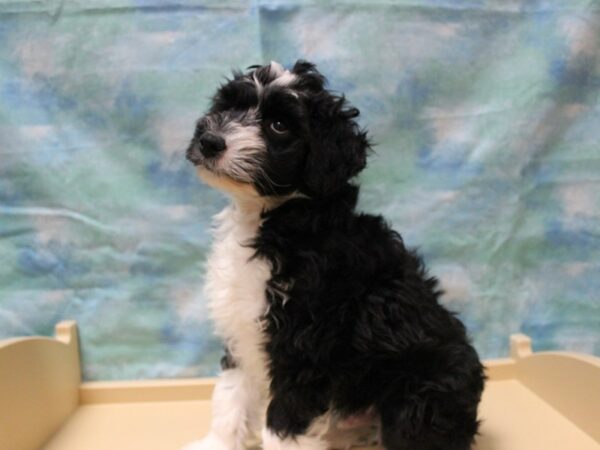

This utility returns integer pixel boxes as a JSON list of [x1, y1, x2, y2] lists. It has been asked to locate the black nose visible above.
[[199, 133, 226, 158]]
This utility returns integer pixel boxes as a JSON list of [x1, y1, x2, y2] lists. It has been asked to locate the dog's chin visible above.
[[196, 166, 260, 199]]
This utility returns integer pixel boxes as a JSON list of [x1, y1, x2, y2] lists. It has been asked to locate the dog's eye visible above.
[[270, 120, 288, 134]]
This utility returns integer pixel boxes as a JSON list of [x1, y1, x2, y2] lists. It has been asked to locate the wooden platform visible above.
[[1, 322, 599, 450]]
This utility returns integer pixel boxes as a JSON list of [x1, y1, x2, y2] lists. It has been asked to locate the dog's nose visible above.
[[199, 133, 226, 158]]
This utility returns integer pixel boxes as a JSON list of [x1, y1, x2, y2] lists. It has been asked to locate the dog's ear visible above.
[[302, 91, 370, 197], [291, 60, 326, 92]]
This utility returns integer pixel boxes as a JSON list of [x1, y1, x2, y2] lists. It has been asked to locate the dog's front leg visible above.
[[260, 390, 330, 450], [182, 368, 258, 450]]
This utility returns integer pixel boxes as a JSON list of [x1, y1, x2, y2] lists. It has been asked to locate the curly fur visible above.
[[184, 60, 485, 450]]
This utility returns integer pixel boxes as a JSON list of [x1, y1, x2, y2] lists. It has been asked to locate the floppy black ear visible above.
[[302, 91, 370, 197]]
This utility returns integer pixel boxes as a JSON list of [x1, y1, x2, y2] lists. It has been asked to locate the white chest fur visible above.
[[204, 203, 271, 387]]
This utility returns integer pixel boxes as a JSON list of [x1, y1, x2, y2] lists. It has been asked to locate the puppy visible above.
[[183, 61, 484, 450]]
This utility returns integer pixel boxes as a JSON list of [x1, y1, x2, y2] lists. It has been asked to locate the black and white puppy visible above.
[[183, 61, 484, 450]]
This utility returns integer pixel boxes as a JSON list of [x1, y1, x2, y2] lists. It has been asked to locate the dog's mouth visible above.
[[185, 143, 207, 167], [194, 163, 261, 198], [186, 144, 221, 174], [186, 144, 253, 187]]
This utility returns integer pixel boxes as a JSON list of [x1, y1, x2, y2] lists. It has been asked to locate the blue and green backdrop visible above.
[[1, 0, 599, 380]]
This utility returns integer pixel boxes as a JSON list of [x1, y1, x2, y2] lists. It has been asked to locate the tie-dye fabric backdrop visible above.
[[1, 0, 599, 381]]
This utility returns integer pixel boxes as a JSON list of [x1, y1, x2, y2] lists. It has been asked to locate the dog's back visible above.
[[253, 183, 485, 449]]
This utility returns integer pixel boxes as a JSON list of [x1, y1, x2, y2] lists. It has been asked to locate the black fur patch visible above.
[[211, 75, 259, 112], [252, 184, 485, 449]]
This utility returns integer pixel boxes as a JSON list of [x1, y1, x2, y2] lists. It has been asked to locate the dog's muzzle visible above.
[[186, 131, 226, 166]]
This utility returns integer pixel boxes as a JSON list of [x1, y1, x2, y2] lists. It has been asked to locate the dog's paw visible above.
[[180, 432, 232, 450]]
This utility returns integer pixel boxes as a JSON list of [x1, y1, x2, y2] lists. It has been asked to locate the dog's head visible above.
[[186, 60, 370, 200]]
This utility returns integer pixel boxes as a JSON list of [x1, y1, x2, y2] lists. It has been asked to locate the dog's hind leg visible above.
[[378, 397, 478, 450], [377, 344, 484, 450], [181, 368, 259, 450]]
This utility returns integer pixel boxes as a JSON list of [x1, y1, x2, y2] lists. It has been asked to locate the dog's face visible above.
[[186, 60, 369, 200]]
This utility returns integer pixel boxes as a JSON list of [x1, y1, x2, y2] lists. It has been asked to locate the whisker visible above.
[[227, 151, 292, 191]]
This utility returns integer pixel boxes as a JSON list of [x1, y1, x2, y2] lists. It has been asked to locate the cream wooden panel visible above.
[[1, 325, 599, 450], [0, 321, 80, 450]]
